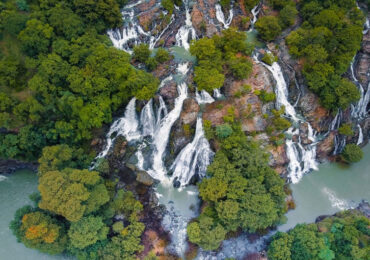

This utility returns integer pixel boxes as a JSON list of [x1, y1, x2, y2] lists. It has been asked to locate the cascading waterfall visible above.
[[170, 117, 214, 186], [175, 0, 197, 50], [196, 89, 215, 104], [147, 81, 189, 182], [248, 3, 261, 32], [213, 88, 223, 99], [94, 98, 140, 161], [357, 124, 363, 145], [108, 2, 174, 51], [215, 4, 233, 29], [255, 54, 318, 183], [350, 57, 370, 119]]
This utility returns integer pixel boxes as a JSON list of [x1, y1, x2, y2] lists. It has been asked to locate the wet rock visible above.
[[173, 179, 181, 188], [180, 98, 200, 125], [299, 92, 330, 132], [159, 80, 178, 106], [136, 170, 155, 186], [269, 145, 289, 169], [0, 159, 38, 174], [316, 132, 335, 162]]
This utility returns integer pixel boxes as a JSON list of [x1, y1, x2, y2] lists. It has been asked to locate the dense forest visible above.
[[0, 0, 368, 259], [268, 209, 370, 260]]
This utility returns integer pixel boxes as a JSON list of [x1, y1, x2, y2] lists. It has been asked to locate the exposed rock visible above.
[[0, 159, 38, 174], [138, 7, 160, 30], [180, 98, 200, 125], [299, 92, 330, 132], [191, 5, 204, 31], [269, 145, 289, 169], [136, 170, 155, 186], [316, 132, 335, 162]]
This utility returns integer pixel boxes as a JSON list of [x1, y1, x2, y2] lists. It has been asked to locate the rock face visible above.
[[0, 159, 38, 174], [180, 98, 200, 126], [136, 170, 155, 186], [317, 132, 335, 162], [355, 30, 370, 87]]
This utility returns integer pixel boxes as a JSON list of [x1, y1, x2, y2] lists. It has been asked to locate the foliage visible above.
[[267, 209, 370, 260], [190, 28, 253, 92], [0, 0, 159, 161], [278, 4, 297, 28], [68, 216, 109, 249], [154, 47, 171, 63], [10, 208, 67, 254], [187, 215, 227, 250], [286, 0, 364, 110], [188, 122, 286, 250], [38, 168, 110, 222], [257, 89, 276, 103], [261, 53, 278, 65], [255, 16, 282, 42], [338, 124, 354, 136], [133, 44, 151, 63], [340, 144, 363, 164], [215, 123, 233, 138]]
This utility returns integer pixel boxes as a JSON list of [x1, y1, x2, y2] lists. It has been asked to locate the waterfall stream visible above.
[[248, 4, 261, 32], [215, 4, 233, 29], [175, 0, 197, 50], [255, 53, 318, 183]]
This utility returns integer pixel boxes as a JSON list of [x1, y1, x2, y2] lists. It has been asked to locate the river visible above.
[[0, 170, 69, 260], [279, 144, 370, 232]]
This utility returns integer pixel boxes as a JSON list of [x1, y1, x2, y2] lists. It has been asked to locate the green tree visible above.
[[338, 124, 354, 136], [194, 66, 225, 92], [256, 16, 282, 42], [215, 123, 233, 138], [68, 216, 109, 249], [18, 19, 54, 56], [341, 144, 363, 163], [133, 43, 151, 63], [187, 216, 227, 251], [278, 4, 297, 28], [38, 168, 110, 222]]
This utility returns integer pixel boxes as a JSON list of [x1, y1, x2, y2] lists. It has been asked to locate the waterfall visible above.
[[95, 98, 140, 160], [256, 54, 318, 183], [213, 88, 223, 99], [170, 118, 214, 186], [357, 124, 363, 145], [175, 0, 197, 50], [248, 3, 261, 32], [147, 82, 188, 182], [215, 4, 233, 29], [260, 57, 298, 122], [196, 89, 215, 104], [350, 58, 370, 119], [140, 99, 156, 137]]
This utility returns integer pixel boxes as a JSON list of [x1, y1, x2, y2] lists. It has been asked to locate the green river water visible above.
[[0, 145, 369, 259]]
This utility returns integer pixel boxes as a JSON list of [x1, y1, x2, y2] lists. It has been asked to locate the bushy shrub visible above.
[[256, 16, 282, 41], [341, 144, 363, 163], [338, 124, 354, 136], [262, 53, 278, 65], [216, 123, 233, 138], [133, 44, 150, 63]]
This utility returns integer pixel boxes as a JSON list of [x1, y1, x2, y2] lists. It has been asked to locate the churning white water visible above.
[[215, 4, 233, 29], [175, 0, 196, 50], [94, 98, 140, 161], [196, 89, 215, 104], [248, 4, 261, 32], [357, 124, 364, 145], [170, 117, 214, 186], [213, 88, 223, 99], [256, 54, 318, 183]]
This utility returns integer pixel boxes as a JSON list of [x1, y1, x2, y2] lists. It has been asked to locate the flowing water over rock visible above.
[[215, 4, 233, 29], [255, 53, 318, 183], [175, 0, 197, 50]]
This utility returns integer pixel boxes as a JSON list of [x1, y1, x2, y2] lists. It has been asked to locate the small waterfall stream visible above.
[[215, 4, 233, 29], [255, 53, 318, 183], [175, 0, 197, 50], [248, 3, 261, 32]]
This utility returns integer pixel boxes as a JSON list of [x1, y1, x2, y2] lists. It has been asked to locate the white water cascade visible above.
[[357, 124, 364, 145], [350, 57, 370, 119], [196, 89, 215, 104], [170, 117, 214, 186], [256, 54, 318, 183], [248, 3, 261, 32], [147, 82, 189, 182], [213, 88, 223, 99], [175, 0, 197, 50], [94, 98, 141, 161], [215, 4, 233, 29]]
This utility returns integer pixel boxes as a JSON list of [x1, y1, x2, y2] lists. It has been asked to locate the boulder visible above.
[[317, 132, 335, 162], [136, 170, 155, 186], [180, 98, 200, 125]]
